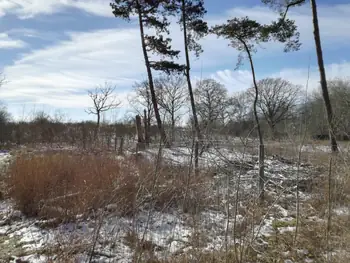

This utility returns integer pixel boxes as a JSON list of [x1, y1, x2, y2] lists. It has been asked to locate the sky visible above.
[[0, 0, 349, 122]]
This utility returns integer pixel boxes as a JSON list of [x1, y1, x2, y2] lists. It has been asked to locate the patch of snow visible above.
[[0, 145, 327, 262], [17, 255, 48, 263], [279, 226, 296, 234], [333, 206, 350, 216]]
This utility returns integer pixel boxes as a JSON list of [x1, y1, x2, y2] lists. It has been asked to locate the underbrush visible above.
[[7, 151, 209, 221], [4, 146, 350, 262]]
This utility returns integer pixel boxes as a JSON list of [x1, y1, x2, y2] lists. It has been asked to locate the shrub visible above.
[[7, 151, 210, 221], [7, 152, 138, 219]]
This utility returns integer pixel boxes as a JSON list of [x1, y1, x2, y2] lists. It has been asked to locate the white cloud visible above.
[[213, 62, 350, 95], [0, 0, 112, 18], [70, 0, 113, 17], [222, 4, 350, 52], [211, 69, 254, 93], [2, 2, 350, 115], [1, 27, 143, 108], [0, 33, 26, 49]]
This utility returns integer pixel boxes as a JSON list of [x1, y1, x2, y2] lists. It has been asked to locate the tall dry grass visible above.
[[7, 151, 209, 222]]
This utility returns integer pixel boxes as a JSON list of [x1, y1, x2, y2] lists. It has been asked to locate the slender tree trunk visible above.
[[181, 0, 201, 175], [119, 137, 124, 155], [136, 2, 169, 147], [310, 0, 338, 153], [95, 112, 100, 142], [114, 134, 118, 152], [147, 113, 151, 143], [136, 114, 145, 151], [243, 41, 265, 202], [144, 109, 150, 145], [171, 112, 175, 144], [268, 121, 277, 140]]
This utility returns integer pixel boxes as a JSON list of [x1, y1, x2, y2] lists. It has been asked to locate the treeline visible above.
[[1, 77, 350, 149], [131, 74, 350, 141], [0, 0, 348, 152], [0, 111, 136, 149]]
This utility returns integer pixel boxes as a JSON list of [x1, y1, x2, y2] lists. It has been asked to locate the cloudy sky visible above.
[[0, 0, 349, 121]]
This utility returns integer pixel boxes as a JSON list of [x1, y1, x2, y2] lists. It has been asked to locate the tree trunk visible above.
[[136, 114, 145, 151], [268, 121, 277, 140], [144, 109, 150, 145], [243, 41, 265, 202], [118, 137, 124, 155], [310, 0, 338, 153], [114, 135, 118, 152], [94, 112, 100, 142], [181, 0, 201, 175], [171, 112, 175, 145], [136, 2, 169, 147], [147, 110, 151, 143]]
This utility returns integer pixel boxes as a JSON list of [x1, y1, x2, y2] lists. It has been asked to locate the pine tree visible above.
[[111, 0, 185, 146], [212, 15, 300, 200]]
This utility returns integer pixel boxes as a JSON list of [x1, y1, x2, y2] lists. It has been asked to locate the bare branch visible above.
[[247, 77, 301, 137], [86, 82, 121, 115], [86, 82, 122, 141]]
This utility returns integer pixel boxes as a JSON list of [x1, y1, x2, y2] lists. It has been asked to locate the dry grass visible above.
[[5, 142, 350, 262], [7, 152, 137, 219], [7, 151, 209, 222]]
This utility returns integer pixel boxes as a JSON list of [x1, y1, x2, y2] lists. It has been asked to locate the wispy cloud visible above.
[[0, 0, 112, 18], [213, 61, 350, 95], [1, 27, 143, 108], [0, 33, 26, 49], [1, 2, 350, 113]]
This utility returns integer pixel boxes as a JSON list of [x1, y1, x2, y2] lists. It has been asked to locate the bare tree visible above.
[[194, 78, 228, 140], [129, 81, 153, 120], [227, 92, 253, 123], [0, 106, 11, 145], [306, 78, 350, 139], [225, 92, 255, 136], [128, 80, 158, 144], [248, 77, 301, 138], [155, 74, 188, 143], [86, 82, 121, 141]]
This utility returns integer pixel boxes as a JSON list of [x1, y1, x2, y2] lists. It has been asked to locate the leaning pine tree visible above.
[[261, 0, 338, 152], [110, 0, 185, 147], [212, 16, 301, 201]]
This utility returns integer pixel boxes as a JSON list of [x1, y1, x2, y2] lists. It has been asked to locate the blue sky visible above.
[[0, 0, 350, 121]]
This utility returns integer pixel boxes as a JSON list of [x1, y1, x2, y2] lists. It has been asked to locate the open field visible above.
[[0, 140, 349, 263]]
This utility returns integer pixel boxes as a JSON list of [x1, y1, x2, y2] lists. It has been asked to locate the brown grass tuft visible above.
[[7, 152, 139, 219], [7, 151, 209, 221]]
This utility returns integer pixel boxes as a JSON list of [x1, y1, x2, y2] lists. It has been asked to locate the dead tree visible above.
[[144, 109, 150, 145], [86, 82, 121, 142], [136, 114, 145, 151]]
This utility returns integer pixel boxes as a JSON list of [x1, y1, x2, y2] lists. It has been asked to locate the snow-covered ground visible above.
[[0, 145, 346, 262]]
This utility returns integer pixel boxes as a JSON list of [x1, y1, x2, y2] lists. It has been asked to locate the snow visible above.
[[333, 206, 350, 216], [0, 145, 344, 262], [13, 255, 48, 263]]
